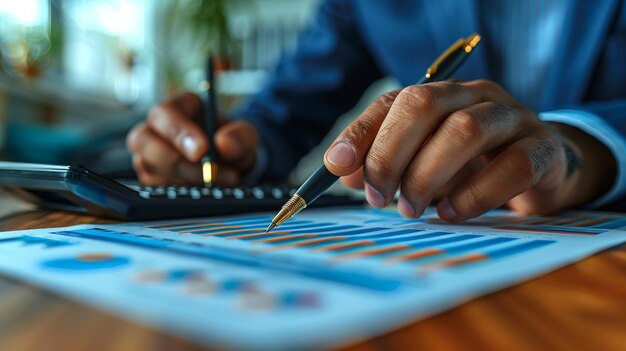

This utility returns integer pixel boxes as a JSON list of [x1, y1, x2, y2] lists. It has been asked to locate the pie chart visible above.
[[41, 253, 130, 271]]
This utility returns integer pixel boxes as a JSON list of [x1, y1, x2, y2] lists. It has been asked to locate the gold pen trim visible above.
[[426, 33, 481, 78], [202, 161, 218, 185], [266, 194, 307, 232]]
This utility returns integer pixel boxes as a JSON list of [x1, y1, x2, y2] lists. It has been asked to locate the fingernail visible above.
[[365, 182, 386, 208], [398, 195, 416, 218], [438, 197, 458, 221], [182, 135, 199, 157], [326, 141, 356, 168]]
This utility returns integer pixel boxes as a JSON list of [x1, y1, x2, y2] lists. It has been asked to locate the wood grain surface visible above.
[[0, 197, 624, 351]]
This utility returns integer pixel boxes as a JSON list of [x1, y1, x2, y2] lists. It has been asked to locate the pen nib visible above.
[[265, 222, 277, 233]]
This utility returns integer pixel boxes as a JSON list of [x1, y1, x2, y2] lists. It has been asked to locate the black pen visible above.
[[202, 55, 219, 185], [266, 33, 481, 233]]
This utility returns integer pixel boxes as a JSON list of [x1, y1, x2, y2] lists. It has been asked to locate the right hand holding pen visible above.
[[127, 92, 259, 186]]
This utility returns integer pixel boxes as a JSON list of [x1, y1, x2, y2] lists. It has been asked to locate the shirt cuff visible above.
[[540, 109, 626, 208], [240, 141, 269, 185]]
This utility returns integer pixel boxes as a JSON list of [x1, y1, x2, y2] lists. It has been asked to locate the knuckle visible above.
[[398, 85, 436, 112], [528, 138, 558, 176], [347, 117, 378, 140], [375, 90, 400, 108], [472, 79, 503, 93], [446, 110, 484, 141]]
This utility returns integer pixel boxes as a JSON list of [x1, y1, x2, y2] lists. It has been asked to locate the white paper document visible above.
[[1, 208, 625, 350]]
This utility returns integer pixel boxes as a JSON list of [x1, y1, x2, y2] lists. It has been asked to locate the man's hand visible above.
[[323, 80, 616, 221], [127, 92, 259, 186]]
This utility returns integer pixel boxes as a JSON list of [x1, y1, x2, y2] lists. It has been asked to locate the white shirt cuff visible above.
[[240, 142, 269, 185], [540, 109, 626, 208]]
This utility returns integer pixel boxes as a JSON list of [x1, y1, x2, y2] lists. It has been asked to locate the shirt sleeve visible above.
[[540, 109, 626, 208]]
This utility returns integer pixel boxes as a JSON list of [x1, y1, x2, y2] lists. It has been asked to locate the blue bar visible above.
[[504, 225, 605, 235], [375, 231, 453, 245], [52, 228, 403, 292], [146, 216, 271, 229], [166, 218, 271, 232], [300, 229, 420, 248], [446, 237, 517, 254], [253, 227, 390, 245], [276, 225, 360, 235], [240, 225, 367, 242], [311, 227, 388, 238], [351, 229, 421, 240], [408, 234, 481, 249], [485, 240, 555, 259], [212, 222, 338, 238], [220, 216, 274, 225], [0, 235, 74, 248], [593, 217, 626, 229]]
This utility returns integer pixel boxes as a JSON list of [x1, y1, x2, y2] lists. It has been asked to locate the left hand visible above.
[[323, 80, 616, 222]]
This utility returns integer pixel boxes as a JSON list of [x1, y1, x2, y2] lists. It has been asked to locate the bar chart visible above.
[[2, 208, 625, 350]]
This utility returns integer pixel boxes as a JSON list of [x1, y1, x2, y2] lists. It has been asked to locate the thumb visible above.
[[324, 90, 400, 176]]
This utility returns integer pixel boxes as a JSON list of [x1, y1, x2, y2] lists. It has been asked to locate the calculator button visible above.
[[201, 188, 210, 196], [166, 189, 177, 199], [233, 188, 245, 199], [271, 188, 283, 199], [212, 188, 224, 199], [138, 191, 151, 199], [152, 187, 165, 196], [189, 188, 202, 199], [177, 187, 189, 196], [251, 187, 264, 199]]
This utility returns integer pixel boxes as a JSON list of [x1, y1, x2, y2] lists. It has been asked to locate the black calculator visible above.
[[0, 162, 362, 220]]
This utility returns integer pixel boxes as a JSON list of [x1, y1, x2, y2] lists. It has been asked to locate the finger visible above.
[[437, 136, 560, 222], [129, 124, 205, 184], [364, 81, 507, 207], [214, 120, 258, 171], [324, 90, 401, 176], [129, 125, 197, 181], [399, 101, 526, 217], [340, 166, 365, 189], [147, 96, 208, 162]]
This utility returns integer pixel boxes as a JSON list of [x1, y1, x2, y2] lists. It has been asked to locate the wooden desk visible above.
[[0, 193, 624, 351]]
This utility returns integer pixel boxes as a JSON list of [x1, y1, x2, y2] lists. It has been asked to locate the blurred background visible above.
[[0, 0, 395, 183]]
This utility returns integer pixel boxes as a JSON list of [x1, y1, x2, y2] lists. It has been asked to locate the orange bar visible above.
[[143, 220, 207, 229], [287, 237, 344, 248], [225, 231, 291, 240], [184, 225, 243, 234], [574, 217, 613, 227], [494, 225, 595, 236], [439, 253, 486, 267], [548, 215, 588, 226], [254, 237, 345, 254], [333, 245, 411, 263], [314, 241, 374, 252], [259, 234, 316, 243], [167, 223, 236, 231], [523, 217, 559, 225], [208, 228, 266, 237], [386, 248, 443, 263]]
